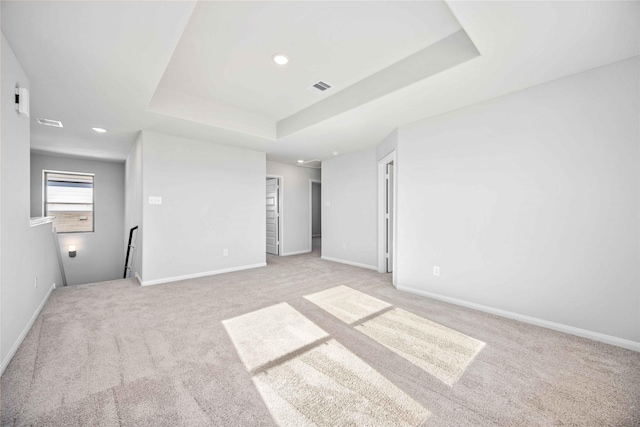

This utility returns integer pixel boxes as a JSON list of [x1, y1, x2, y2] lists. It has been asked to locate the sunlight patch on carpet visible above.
[[253, 339, 429, 427], [222, 302, 329, 371], [303, 285, 392, 324], [356, 308, 485, 386]]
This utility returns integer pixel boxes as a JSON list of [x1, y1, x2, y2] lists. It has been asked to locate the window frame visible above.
[[42, 169, 96, 234]]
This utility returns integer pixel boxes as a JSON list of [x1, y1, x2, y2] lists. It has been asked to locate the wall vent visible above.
[[36, 118, 63, 128], [297, 159, 322, 169], [308, 81, 332, 94]]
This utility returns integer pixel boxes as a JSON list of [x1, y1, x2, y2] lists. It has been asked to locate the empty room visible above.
[[1, 1, 639, 426]]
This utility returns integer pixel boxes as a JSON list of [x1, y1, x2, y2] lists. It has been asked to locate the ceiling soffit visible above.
[[149, 1, 474, 139]]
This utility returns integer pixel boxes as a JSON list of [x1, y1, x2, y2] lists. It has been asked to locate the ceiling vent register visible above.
[[308, 81, 332, 94], [36, 118, 63, 128], [298, 159, 322, 169]]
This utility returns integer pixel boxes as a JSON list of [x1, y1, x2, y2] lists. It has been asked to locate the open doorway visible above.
[[378, 152, 396, 285], [266, 176, 282, 255], [310, 179, 321, 255]]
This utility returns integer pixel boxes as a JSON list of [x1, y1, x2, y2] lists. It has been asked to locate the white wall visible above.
[[266, 161, 320, 255], [125, 134, 143, 280], [1, 35, 62, 372], [322, 148, 377, 269], [30, 154, 125, 285], [141, 131, 266, 284], [397, 57, 640, 344]]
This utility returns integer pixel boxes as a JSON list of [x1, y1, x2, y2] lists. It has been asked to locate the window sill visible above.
[[30, 216, 55, 227]]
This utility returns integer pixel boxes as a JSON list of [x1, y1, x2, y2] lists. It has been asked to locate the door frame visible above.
[[377, 151, 397, 286], [266, 174, 284, 255], [309, 179, 321, 252]]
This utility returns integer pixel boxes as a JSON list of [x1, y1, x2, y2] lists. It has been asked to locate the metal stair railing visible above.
[[123, 226, 138, 279]]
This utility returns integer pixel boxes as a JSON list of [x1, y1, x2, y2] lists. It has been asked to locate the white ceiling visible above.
[[1, 1, 638, 164], [153, 1, 461, 131]]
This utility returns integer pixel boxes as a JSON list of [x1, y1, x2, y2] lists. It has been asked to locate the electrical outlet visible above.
[[223, 249, 228, 256], [35, 276, 38, 289], [433, 266, 440, 276], [149, 196, 162, 205]]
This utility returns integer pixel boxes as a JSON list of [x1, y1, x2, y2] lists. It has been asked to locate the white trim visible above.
[[396, 285, 640, 353], [281, 249, 312, 256], [140, 263, 267, 286], [41, 169, 46, 217], [321, 256, 377, 271], [1, 283, 56, 375], [309, 179, 321, 253], [377, 151, 397, 286], [266, 174, 284, 255], [29, 216, 54, 227], [134, 272, 142, 285], [42, 169, 95, 177]]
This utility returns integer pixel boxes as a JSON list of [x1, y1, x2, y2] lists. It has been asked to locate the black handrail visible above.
[[123, 226, 139, 279]]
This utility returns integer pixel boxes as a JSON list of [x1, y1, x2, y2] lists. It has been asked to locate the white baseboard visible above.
[[396, 285, 640, 353], [1, 283, 56, 375], [141, 263, 267, 286], [321, 256, 377, 271], [134, 272, 142, 285], [281, 249, 311, 256]]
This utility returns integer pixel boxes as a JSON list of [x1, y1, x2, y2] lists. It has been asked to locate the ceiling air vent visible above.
[[297, 159, 321, 169], [36, 118, 63, 128], [308, 81, 332, 94]]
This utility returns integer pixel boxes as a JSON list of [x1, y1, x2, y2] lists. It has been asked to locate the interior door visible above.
[[386, 163, 394, 272], [266, 178, 279, 255]]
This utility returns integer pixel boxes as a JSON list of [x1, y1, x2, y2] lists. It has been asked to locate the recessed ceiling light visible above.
[[92, 127, 107, 133], [333, 151, 339, 156], [36, 118, 63, 128], [297, 160, 304, 164], [272, 54, 289, 66]]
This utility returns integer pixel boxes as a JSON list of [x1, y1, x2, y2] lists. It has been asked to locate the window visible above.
[[44, 171, 94, 233]]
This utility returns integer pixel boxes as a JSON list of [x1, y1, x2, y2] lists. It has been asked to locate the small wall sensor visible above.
[[15, 87, 30, 117]]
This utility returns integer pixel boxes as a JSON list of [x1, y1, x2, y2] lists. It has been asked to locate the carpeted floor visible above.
[[1, 246, 639, 426]]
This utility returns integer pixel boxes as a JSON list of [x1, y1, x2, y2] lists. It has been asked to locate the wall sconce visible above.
[[69, 245, 76, 258]]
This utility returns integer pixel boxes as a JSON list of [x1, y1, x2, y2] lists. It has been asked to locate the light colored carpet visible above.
[[222, 302, 329, 372], [2, 248, 639, 426], [356, 308, 485, 386], [304, 285, 392, 324], [253, 339, 429, 427]]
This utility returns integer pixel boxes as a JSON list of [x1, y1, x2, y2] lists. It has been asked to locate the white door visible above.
[[386, 162, 394, 272], [266, 178, 279, 255]]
